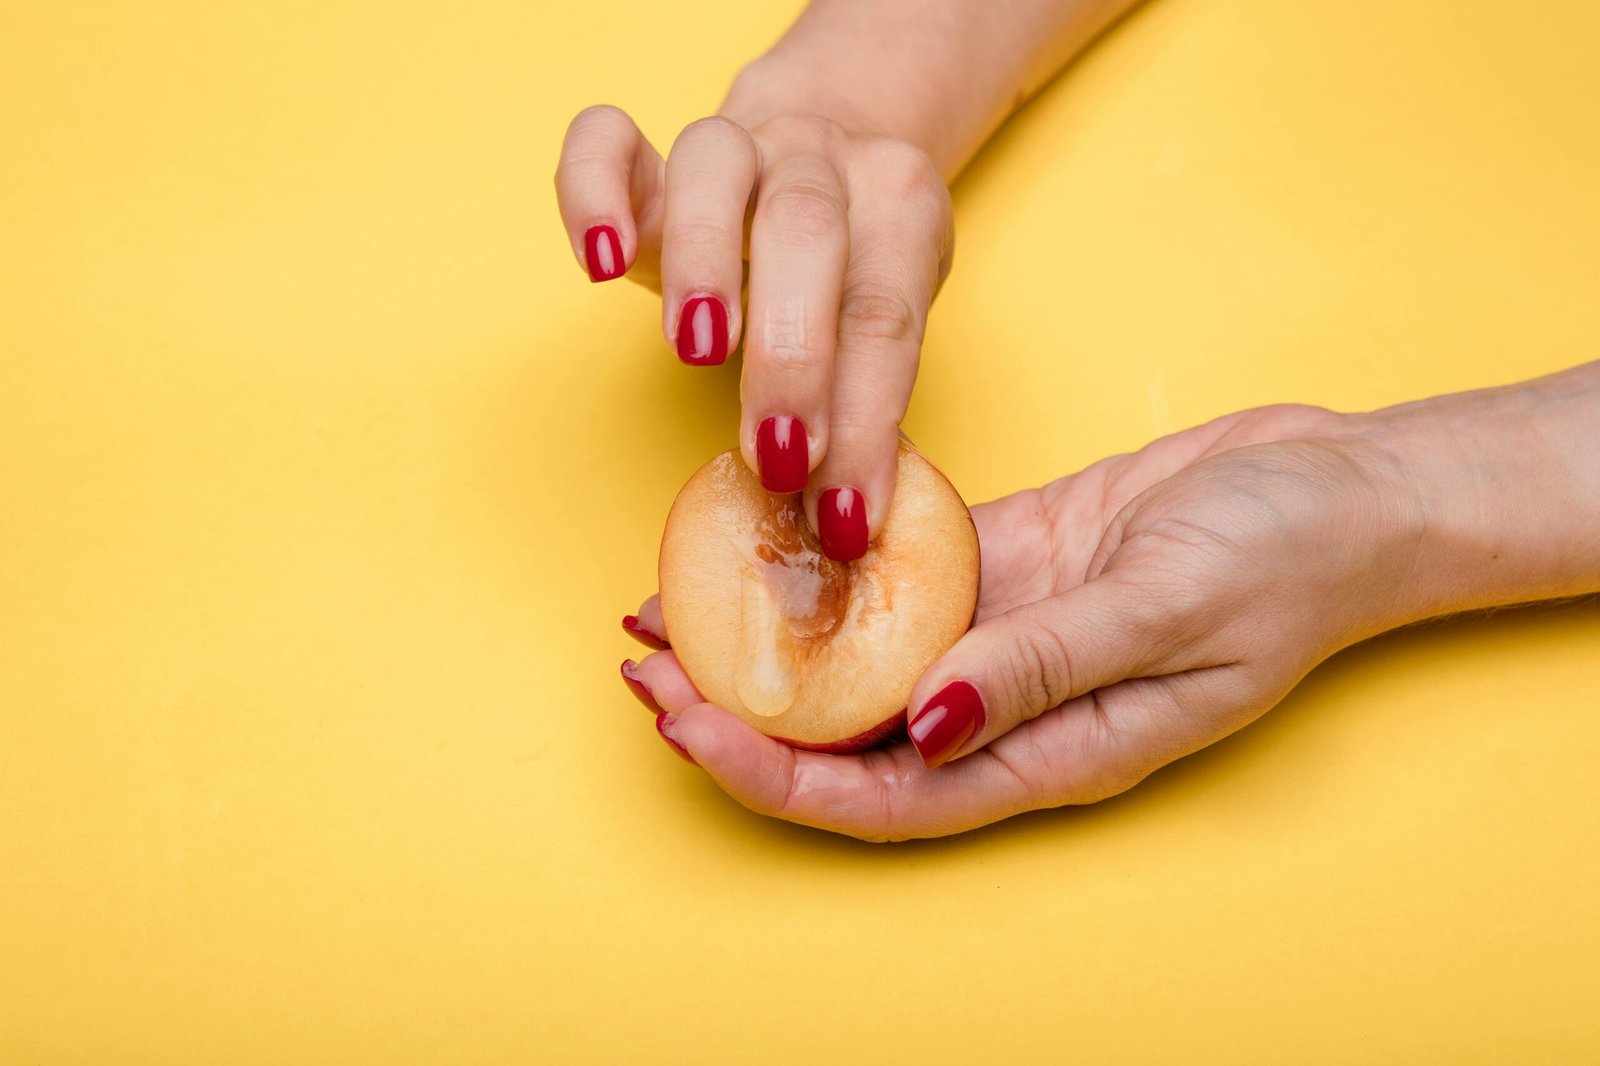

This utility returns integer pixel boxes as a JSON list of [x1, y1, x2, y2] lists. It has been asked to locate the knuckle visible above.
[[665, 217, 737, 251], [754, 337, 826, 373], [1005, 621, 1077, 714], [871, 140, 942, 191], [757, 113, 845, 152], [761, 183, 844, 241], [863, 139, 950, 221], [572, 102, 628, 125], [568, 103, 631, 141], [674, 115, 755, 155], [751, 307, 827, 371], [839, 287, 921, 346]]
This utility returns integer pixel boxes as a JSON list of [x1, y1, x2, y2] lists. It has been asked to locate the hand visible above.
[[620, 403, 1429, 840], [556, 105, 952, 559]]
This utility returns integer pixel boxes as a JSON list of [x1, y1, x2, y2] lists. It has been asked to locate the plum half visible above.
[[659, 445, 980, 752]]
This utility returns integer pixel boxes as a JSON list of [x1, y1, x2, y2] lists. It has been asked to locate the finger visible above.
[[621, 594, 668, 650], [554, 105, 666, 283], [657, 703, 1040, 841], [660, 117, 758, 365], [904, 575, 1208, 769], [739, 125, 849, 497], [980, 666, 1275, 805], [626, 649, 704, 714], [804, 143, 951, 557]]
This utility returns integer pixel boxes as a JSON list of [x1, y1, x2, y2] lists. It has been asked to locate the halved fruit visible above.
[[659, 444, 980, 752]]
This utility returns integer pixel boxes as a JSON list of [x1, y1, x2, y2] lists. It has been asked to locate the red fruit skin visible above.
[[772, 709, 907, 754]]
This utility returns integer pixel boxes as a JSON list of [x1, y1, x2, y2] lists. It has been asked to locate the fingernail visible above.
[[676, 295, 729, 366], [584, 224, 624, 282], [656, 712, 696, 764], [621, 614, 669, 651], [756, 415, 809, 493], [909, 680, 986, 769], [817, 486, 868, 561], [620, 659, 662, 714]]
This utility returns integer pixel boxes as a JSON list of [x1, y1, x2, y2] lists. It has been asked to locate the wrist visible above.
[[1352, 363, 1600, 626]]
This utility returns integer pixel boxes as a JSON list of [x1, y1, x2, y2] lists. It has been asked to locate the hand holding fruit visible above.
[[623, 368, 1600, 840]]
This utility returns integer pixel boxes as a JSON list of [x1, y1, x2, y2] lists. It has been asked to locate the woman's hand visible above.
[[622, 403, 1437, 838], [556, 0, 1149, 556], [556, 105, 951, 559], [624, 363, 1600, 839]]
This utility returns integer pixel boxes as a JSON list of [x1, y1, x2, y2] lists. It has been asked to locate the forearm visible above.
[[1361, 362, 1600, 627], [719, 0, 1145, 178]]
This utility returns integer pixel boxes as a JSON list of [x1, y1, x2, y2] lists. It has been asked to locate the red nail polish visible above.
[[756, 415, 809, 493], [817, 486, 868, 561], [908, 680, 986, 769], [620, 659, 662, 714], [656, 712, 696, 764], [622, 614, 669, 651], [676, 295, 729, 366], [584, 225, 624, 282]]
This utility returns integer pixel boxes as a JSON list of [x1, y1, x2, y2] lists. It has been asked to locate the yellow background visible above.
[[3, 0, 1598, 1061]]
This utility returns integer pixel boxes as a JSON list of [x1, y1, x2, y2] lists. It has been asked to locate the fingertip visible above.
[[655, 712, 697, 764], [815, 485, 869, 562], [584, 223, 627, 282], [621, 611, 669, 651], [620, 658, 663, 715], [672, 293, 731, 365], [670, 703, 796, 815], [907, 679, 987, 769], [630, 649, 703, 713]]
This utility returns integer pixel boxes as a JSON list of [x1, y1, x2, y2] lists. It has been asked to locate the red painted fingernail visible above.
[[622, 614, 669, 651], [620, 659, 662, 714], [584, 225, 624, 282], [756, 415, 809, 493], [908, 680, 986, 769], [817, 486, 868, 561], [656, 712, 696, 764], [676, 295, 729, 366]]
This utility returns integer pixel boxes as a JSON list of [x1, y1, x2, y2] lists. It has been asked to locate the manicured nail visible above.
[[584, 225, 624, 282], [620, 659, 662, 714], [622, 614, 669, 651], [817, 486, 868, 561], [655, 712, 696, 764], [676, 295, 729, 366], [909, 680, 986, 769], [756, 415, 809, 493]]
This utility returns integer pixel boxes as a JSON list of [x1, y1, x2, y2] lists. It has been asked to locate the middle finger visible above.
[[740, 138, 849, 495]]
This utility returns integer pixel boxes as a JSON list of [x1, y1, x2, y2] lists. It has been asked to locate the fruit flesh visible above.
[[659, 445, 980, 750]]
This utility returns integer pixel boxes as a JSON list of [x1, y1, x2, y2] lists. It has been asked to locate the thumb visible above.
[[906, 576, 1191, 769]]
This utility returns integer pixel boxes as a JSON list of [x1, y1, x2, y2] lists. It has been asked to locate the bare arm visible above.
[[724, 0, 1145, 179]]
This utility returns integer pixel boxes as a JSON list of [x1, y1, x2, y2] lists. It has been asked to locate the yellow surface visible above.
[[3, 1, 1598, 1061]]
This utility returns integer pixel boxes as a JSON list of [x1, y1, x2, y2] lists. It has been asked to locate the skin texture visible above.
[[630, 364, 1600, 840], [554, 1, 1146, 550]]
